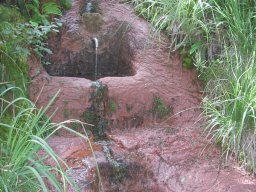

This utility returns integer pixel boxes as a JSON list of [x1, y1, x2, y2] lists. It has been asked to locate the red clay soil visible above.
[[29, 0, 256, 191]]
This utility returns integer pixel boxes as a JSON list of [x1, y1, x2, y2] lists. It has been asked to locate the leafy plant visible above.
[[0, 3, 103, 191], [26, 0, 62, 24]]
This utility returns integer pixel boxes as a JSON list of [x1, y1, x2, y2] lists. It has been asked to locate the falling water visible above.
[[92, 37, 99, 80], [95, 47, 98, 80], [85, 2, 92, 13]]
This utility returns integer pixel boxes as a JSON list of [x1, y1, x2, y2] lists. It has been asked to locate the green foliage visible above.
[[109, 99, 117, 113], [27, 0, 62, 24], [151, 96, 172, 119], [0, 5, 24, 23], [129, 0, 208, 48], [203, 49, 256, 171], [0, 87, 82, 191], [0, 5, 62, 93], [180, 47, 193, 69], [0, 3, 100, 191], [60, 0, 72, 10], [0, 5, 29, 92]]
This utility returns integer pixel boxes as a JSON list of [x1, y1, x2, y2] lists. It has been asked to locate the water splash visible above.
[[85, 2, 92, 13]]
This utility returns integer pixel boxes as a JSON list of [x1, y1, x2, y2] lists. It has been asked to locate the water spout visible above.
[[92, 37, 98, 48], [92, 37, 99, 80]]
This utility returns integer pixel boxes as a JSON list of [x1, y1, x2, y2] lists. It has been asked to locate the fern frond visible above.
[[42, 2, 62, 16]]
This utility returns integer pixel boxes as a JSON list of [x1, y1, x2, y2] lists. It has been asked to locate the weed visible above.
[[0, 87, 79, 191], [109, 99, 117, 113], [151, 96, 172, 119], [203, 49, 256, 171]]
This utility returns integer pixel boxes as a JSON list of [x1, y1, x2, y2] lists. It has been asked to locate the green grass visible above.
[[0, 87, 75, 191], [128, 0, 256, 172], [0, 87, 102, 191], [203, 49, 256, 170]]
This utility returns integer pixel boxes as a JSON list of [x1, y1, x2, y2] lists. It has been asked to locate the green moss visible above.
[[109, 99, 117, 113], [82, 81, 111, 140], [151, 96, 172, 119], [180, 47, 194, 69], [83, 110, 98, 125]]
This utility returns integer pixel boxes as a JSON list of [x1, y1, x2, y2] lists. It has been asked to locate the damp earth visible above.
[[28, 0, 256, 191]]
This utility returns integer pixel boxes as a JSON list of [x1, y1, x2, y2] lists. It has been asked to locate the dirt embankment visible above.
[[29, 0, 256, 191]]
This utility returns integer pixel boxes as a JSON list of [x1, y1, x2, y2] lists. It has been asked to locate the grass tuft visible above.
[[0, 87, 91, 191]]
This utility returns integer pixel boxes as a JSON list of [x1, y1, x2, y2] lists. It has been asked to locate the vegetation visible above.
[[0, 1, 92, 191], [108, 99, 117, 113], [0, 88, 80, 191], [83, 81, 109, 140], [2, 0, 256, 190], [151, 96, 172, 119], [128, 0, 256, 172]]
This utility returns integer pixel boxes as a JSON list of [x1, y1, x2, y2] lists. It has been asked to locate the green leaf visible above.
[[29, 21, 39, 27], [42, 2, 62, 16], [189, 41, 202, 55]]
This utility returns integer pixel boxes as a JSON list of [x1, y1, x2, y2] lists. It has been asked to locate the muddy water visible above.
[[28, 0, 256, 191]]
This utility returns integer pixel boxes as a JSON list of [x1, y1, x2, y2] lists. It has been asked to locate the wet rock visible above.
[[108, 134, 139, 151]]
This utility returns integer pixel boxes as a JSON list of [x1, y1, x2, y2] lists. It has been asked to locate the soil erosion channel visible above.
[[29, 0, 256, 191]]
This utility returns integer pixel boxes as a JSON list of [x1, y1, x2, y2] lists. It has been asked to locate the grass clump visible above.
[[128, 0, 256, 172], [0, 87, 82, 191], [203, 50, 256, 171]]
